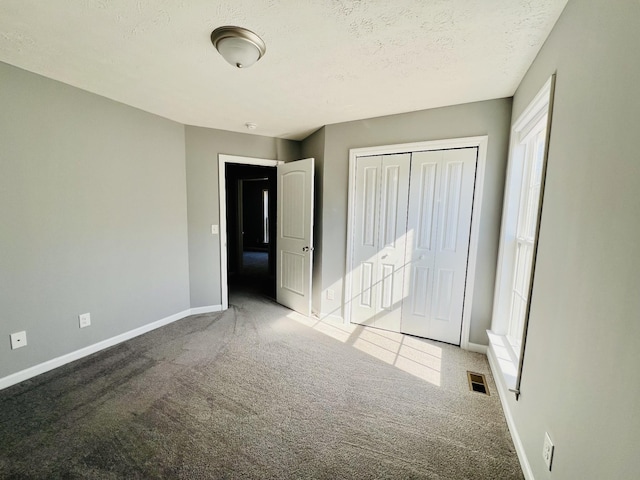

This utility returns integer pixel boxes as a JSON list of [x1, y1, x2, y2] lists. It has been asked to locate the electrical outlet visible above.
[[543, 432, 554, 470], [10, 331, 27, 349], [79, 312, 91, 328], [326, 289, 335, 300]]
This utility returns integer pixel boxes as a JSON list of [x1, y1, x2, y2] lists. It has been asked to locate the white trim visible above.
[[344, 136, 488, 351], [486, 330, 518, 391], [492, 76, 554, 337], [190, 305, 223, 315], [218, 154, 283, 310], [346, 137, 489, 157], [0, 305, 223, 391], [460, 138, 488, 350], [466, 342, 488, 355], [487, 340, 534, 480], [318, 313, 345, 324], [513, 76, 554, 133], [344, 151, 359, 325]]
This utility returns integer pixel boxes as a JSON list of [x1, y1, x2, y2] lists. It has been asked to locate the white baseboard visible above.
[[323, 313, 345, 324], [190, 305, 223, 315], [487, 343, 534, 480], [312, 312, 345, 324], [0, 305, 223, 391], [465, 342, 488, 354]]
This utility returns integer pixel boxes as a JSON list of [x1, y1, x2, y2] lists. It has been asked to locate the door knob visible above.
[[302, 246, 309, 252]]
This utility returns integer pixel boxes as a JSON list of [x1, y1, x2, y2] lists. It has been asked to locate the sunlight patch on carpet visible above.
[[286, 312, 442, 386]]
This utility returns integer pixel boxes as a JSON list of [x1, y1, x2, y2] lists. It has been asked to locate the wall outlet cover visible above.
[[10, 331, 27, 349]]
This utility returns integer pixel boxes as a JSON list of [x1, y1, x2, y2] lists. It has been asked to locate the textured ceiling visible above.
[[0, 0, 568, 140]]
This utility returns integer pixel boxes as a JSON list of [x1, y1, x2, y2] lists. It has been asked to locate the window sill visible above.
[[487, 330, 519, 393]]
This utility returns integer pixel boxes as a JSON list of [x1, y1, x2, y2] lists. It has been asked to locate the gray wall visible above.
[[184, 126, 301, 308], [0, 62, 190, 378], [319, 99, 512, 344], [502, 0, 640, 478], [300, 127, 326, 315]]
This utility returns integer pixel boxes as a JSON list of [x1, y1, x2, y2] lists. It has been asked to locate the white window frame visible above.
[[262, 188, 269, 244], [488, 75, 555, 395]]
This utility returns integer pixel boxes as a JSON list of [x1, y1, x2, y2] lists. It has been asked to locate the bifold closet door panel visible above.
[[351, 156, 382, 327], [374, 154, 411, 332], [401, 148, 477, 344], [351, 154, 411, 331], [399, 151, 440, 338]]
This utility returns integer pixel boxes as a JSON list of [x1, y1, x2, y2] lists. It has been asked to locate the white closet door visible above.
[[375, 155, 411, 331], [351, 154, 410, 331], [401, 148, 477, 344], [351, 156, 382, 327]]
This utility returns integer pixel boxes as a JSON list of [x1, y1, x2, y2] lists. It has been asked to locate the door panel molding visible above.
[[345, 136, 488, 350]]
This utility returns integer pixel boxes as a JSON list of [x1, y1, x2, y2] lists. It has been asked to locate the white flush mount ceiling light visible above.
[[210, 26, 266, 69]]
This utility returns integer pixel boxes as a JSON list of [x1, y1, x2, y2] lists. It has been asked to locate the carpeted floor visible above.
[[241, 251, 268, 276], [0, 287, 523, 479], [229, 251, 274, 299]]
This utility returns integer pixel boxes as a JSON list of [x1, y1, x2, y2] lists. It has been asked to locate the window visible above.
[[489, 75, 555, 394], [262, 189, 269, 243], [507, 121, 547, 352]]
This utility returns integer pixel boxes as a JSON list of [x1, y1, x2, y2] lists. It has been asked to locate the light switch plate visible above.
[[543, 432, 554, 470], [79, 312, 91, 328], [10, 331, 27, 349], [211, 224, 219, 235]]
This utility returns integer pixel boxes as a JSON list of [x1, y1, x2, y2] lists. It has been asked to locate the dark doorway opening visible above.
[[225, 163, 277, 298]]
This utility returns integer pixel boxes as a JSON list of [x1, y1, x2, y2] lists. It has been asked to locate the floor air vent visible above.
[[467, 371, 490, 395]]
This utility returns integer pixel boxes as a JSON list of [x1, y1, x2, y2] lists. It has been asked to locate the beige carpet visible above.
[[0, 290, 523, 479]]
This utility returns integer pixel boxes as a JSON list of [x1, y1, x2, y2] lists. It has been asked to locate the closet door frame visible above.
[[344, 136, 488, 351]]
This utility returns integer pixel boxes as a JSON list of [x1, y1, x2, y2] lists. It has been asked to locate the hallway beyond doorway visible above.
[[229, 251, 273, 298]]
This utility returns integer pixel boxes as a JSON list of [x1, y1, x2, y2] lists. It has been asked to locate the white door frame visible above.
[[344, 136, 488, 350], [218, 154, 283, 310]]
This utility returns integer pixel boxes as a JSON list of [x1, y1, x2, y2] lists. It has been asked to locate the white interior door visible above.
[[351, 153, 410, 331], [401, 148, 477, 344], [276, 158, 314, 316]]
